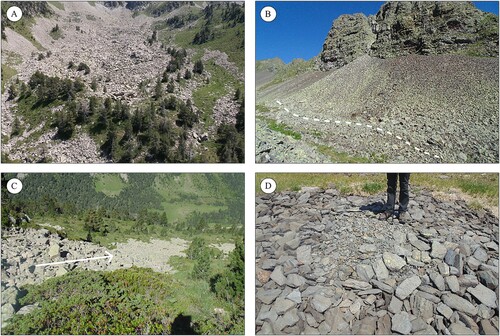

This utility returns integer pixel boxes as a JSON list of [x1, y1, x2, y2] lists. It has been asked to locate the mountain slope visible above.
[[1, 1, 244, 163], [256, 1, 498, 163]]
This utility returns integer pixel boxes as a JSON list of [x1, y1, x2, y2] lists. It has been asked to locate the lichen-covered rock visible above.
[[318, 1, 498, 71], [371, 1, 498, 58], [319, 13, 376, 70]]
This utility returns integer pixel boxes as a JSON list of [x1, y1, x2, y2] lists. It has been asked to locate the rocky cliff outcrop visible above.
[[319, 1, 499, 70], [320, 14, 376, 70], [371, 1, 499, 58]]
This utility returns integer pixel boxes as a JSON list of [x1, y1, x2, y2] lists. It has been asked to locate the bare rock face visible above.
[[318, 1, 499, 70], [319, 13, 376, 71], [371, 1, 499, 58]]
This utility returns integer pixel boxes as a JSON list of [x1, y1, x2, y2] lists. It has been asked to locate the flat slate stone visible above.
[[371, 279, 394, 293], [448, 323, 476, 335], [388, 296, 403, 314], [478, 319, 498, 335], [473, 247, 488, 262], [395, 275, 421, 300], [372, 258, 389, 280], [356, 264, 375, 282], [377, 313, 391, 334], [274, 308, 300, 331], [343, 279, 372, 290], [270, 266, 287, 286], [274, 297, 295, 315], [442, 293, 478, 316], [411, 317, 428, 333], [445, 275, 460, 293], [285, 238, 300, 250], [287, 274, 306, 288], [437, 302, 453, 319], [256, 288, 282, 305], [428, 271, 446, 291], [48, 244, 60, 258], [477, 270, 498, 290], [296, 245, 312, 265], [311, 294, 332, 313], [353, 316, 377, 335], [430, 241, 448, 259], [391, 312, 412, 334], [286, 289, 302, 304], [359, 244, 377, 253], [467, 283, 497, 309], [383, 252, 406, 271]]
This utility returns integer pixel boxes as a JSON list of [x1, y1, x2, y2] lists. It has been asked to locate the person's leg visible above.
[[398, 173, 410, 212], [386, 173, 397, 211], [380, 173, 397, 220]]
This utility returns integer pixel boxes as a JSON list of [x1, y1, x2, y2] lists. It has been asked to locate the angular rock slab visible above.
[[343, 279, 372, 290], [392, 312, 412, 334], [383, 252, 406, 271], [467, 283, 498, 309], [395, 275, 421, 300], [442, 293, 478, 316]]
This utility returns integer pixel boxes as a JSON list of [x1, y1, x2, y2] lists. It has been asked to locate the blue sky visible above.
[[256, 1, 499, 63]]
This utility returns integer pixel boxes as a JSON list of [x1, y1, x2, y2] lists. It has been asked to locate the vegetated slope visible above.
[[2, 173, 244, 230], [1, 1, 244, 163], [2, 236, 245, 334], [256, 1, 499, 164]]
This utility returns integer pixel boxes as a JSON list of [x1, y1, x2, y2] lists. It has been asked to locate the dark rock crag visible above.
[[319, 1, 499, 70]]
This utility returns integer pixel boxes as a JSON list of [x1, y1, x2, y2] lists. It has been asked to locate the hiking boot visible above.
[[398, 211, 410, 223], [379, 210, 393, 221]]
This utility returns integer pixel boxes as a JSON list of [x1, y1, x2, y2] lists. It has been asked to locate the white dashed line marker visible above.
[[276, 103, 443, 162]]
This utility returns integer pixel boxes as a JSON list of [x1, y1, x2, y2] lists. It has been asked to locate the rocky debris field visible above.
[[255, 118, 331, 164], [0, 227, 197, 326], [256, 187, 499, 334], [256, 55, 498, 163]]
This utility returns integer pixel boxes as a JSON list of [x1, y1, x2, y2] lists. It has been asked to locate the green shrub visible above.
[[4, 268, 177, 335]]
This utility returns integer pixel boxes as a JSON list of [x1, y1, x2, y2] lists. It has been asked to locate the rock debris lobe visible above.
[[1, 228, 192, 325], [255, 187, 499, 334]]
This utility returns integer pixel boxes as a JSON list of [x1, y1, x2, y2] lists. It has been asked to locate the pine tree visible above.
[[234, 87, 241, 101], [193, 60, 204, 74], [11, 118, 21, 137], [154, 78, 162, 100]]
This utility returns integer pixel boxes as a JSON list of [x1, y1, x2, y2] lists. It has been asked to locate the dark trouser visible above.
[[386, 173, 410, 212]]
